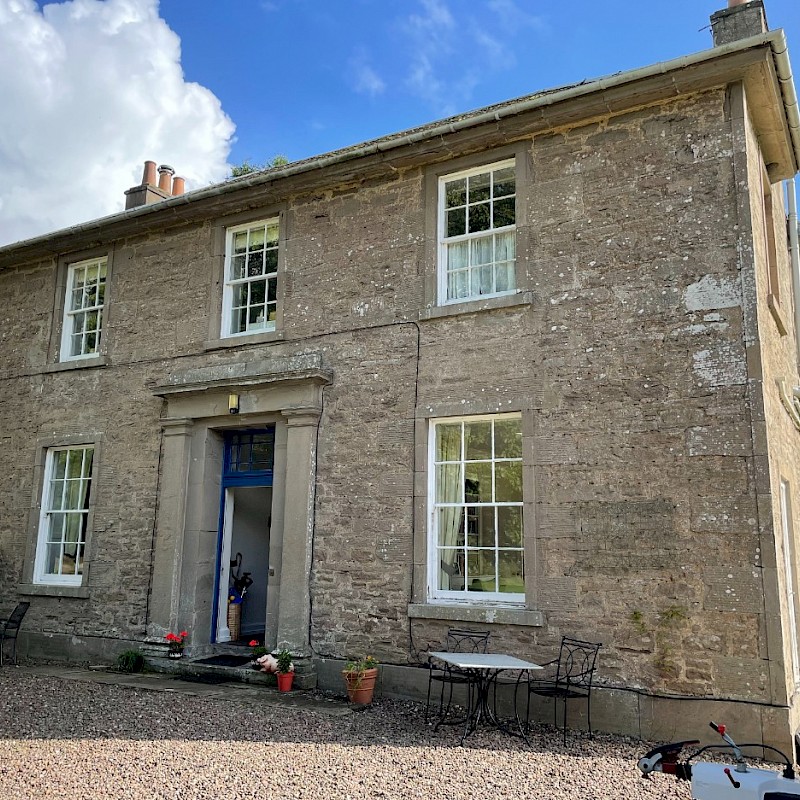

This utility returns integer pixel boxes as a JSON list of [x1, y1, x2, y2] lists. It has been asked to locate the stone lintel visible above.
[[152, 368, 332, 398]]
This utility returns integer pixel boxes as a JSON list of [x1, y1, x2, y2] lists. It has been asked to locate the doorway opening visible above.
[[213, 428, 275, 644]]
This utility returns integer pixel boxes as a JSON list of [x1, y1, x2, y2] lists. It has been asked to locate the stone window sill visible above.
[[204, 330, 284, 351], [408, 602, 543, 627], [43, 356, 107, 373], [18, 583, 90, 599], [419, 291, 534, 321]]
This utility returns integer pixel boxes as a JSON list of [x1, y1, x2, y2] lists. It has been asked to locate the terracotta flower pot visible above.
[[277, 671, 294, 692], [343, 667, 378, 704]]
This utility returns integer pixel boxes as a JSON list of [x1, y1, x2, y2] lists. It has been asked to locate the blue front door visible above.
[[213, 427, 275, 643]]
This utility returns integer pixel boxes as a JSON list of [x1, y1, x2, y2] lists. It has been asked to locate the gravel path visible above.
[[0, 670, 691, 800]]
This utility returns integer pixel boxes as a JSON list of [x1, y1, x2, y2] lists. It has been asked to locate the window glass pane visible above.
[[266, 222, 279, 244], [464, 463, 491, 502], [464, 421, 491, 460], [45, 542, 62, 574], [231, 255, 246, 280], [248, 306, 266, 328], [468, 203, 490, 233], [251, 280, 266, 305], [447, 241, 468, 270], [468, 171, 491, 203], [477, 265, 493, 295], [66, 449, 84, 479], [267, 305, 277, 322], [85, 311, 99, 332], [264, 249, 278, 272], [247, 252, 264, 277], [494, 418, 522, 458], [64, 513, 83, 543], [446, 207, 466, 238], [70, 287, 83, 311], [495, 262, 514, 292], [50, 480, 65, 510], [495, 461, 522, 502], [438, 509, 465, 547], [232, 308, 247, 334], [65, 480, 83, 511], [436, 423, 462, 461], [61, 541, 78, 574], [74, 544, 85, 575], [493, 167, 515, 197], [451, 270, 471, 300], [73, 269, 86, 290], [48, 513, 65, 542], [470, 235, 492, 266], [498, 506, 523, 547], [466, 506, 496, 548], [493, 197, 515, 228], [249, 226, 265, 250], [467, 551, 495, 591], [498, 551, 524, 593], [233, 231, 248, 253], [53, 451, 68, 480], [436, 464, 462, 503], [233, 284, 248, 307], [97, 283, 105, 306], [444, 178, 466, 208], [439, 550, 464, 591]]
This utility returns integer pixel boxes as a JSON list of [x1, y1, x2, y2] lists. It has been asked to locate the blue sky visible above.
[[160, 0, 800, 168], [1, 0, 798, 245]]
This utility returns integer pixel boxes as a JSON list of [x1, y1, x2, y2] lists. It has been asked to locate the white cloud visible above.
[[399, 0, 546, 115], [349, 50, 386, 97], [0, 0, 235, 246]]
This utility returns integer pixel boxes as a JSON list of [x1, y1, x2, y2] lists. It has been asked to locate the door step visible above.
[[146, 655, 317, 690]]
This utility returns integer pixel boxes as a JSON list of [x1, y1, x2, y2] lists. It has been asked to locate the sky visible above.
[[0, 0, 798, 246]]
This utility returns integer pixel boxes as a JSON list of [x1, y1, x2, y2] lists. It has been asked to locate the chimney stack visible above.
[[124, 160, 186, 210], [710, 0, 768, 47], [157, 164, 175, 192]]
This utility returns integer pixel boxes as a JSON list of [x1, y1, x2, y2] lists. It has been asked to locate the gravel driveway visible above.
[[0, 669, 690, 800]]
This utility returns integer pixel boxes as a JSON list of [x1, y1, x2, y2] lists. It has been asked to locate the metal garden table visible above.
[[428, 651, 542, 745]]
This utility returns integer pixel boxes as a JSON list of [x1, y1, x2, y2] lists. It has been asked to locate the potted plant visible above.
[[249, 639, 268, 666], [342, 655, 379, 704], [165, 630, 188, 659], [275, 648, 295, 692]]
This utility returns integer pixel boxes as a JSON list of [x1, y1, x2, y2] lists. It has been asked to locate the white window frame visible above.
[[221, 218, 279, 338], [780, 480, 800, 688], [437, 159, 516, 306], [59, 256, 107, 361], [33, 445, 95, 586], [427, 412, 524, 605]]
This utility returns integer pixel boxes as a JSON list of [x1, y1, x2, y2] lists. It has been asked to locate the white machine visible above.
[[638, 721, 800, 799]]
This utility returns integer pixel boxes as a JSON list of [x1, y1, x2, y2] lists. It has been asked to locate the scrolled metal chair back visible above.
[[556, 636, 600, 689], [446, 628, 490, 654]]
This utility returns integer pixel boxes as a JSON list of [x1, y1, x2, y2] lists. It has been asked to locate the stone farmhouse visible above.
[[2, 0, 800, 748]]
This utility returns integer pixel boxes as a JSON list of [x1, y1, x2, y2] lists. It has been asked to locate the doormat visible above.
[[191, 655, 253, 667]]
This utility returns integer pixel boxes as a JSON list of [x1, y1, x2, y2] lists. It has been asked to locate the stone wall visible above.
[[0, 85, 794, 745]]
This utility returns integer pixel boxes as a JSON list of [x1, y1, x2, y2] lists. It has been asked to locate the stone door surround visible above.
[[150, 354, 331, 655]]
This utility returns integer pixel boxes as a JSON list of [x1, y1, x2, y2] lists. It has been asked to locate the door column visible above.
[[276, 408, 320, 655], [147, 418, 194, 638]]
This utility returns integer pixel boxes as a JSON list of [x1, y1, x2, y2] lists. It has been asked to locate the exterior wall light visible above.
[[228, 393, 240, 414]]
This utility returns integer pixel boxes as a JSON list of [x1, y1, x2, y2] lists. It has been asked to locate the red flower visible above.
[[179, 631, 188, 639], [249, 639, 259, 647]]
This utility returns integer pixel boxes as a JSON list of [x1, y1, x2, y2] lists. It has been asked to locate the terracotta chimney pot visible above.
[[728, 0, 748, 6], [171, 176, 185, 196], [141, 160, 157, 186], [157, 164, 175, 193]]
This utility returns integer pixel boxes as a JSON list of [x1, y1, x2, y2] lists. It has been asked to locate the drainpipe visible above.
[[790, 178, 800, 371]]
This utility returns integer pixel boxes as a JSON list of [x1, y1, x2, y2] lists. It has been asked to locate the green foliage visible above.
[[229, 154, 289, 178], [116, 649, 145, 673], [275, 648, 294, 674], [658, 605, 687, 627], [252, 646, 268, 660], [630, 610, 649, 635]]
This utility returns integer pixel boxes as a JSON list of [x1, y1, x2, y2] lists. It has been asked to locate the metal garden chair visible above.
[[520, 635, 601, 743], [425, 627, 490, 724], [0, 601, 30, 667]]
